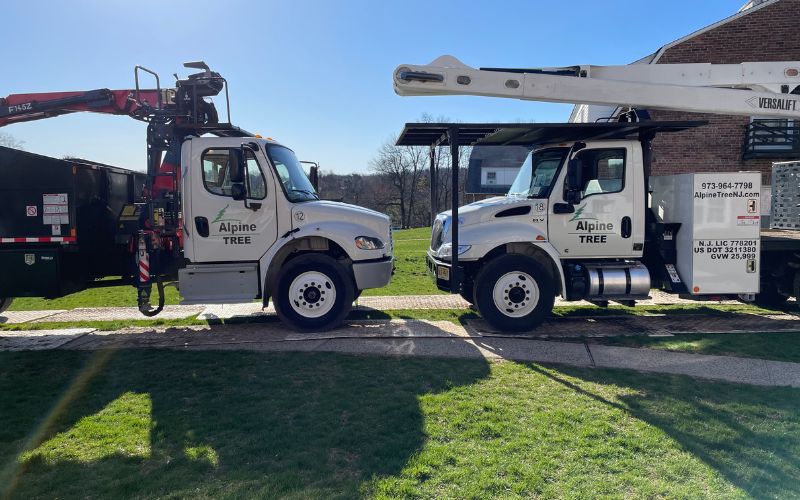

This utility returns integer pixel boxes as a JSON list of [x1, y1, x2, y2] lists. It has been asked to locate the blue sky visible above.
[[2, 0, 742, 173]]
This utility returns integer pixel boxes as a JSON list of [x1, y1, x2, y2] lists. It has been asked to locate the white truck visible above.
[[0, 62, 393, 330], [392, 56, 800, 331]]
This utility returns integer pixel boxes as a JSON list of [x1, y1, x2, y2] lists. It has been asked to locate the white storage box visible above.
[[650, 172, 761, 295]]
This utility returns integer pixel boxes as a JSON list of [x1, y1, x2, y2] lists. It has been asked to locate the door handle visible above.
[[621, 216, 632, 238], [195, 216, 209, 237]]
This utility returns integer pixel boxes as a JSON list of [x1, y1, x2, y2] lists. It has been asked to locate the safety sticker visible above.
[[26, 205, 37, 216], [42, 193, 69, 226], [736, 215, 759, 226], [42, 193, 67, 205], [43, 215, 70, 225]]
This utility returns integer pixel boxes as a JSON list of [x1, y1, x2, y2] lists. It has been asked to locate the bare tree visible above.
[[0, 133, 24, 150]]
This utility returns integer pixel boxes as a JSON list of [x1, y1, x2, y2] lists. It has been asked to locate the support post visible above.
[[449, 127, 460, 293], [429, 145, 437, 225]]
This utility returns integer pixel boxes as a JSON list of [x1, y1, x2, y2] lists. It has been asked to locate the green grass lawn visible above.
[[363, 227, 441, 297], [1, 350, 798, 498], [594, 331, 800, 362], [8, 227, 438, 311]]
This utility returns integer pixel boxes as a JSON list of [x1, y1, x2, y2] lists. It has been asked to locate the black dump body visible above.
[[0, 146, 145, 298]]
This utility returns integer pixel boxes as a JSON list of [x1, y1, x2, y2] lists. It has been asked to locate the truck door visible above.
[[549, 144, 641, 258], [185, 139, 278, 263]]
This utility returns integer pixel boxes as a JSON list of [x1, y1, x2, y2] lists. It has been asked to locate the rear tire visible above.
[[474, 254, 555, 333], [274, 254, 355, 332], [0, 298, 13, 314]]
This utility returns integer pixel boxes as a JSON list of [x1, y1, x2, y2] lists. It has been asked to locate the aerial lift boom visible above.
[[394, 55, 800, 119]]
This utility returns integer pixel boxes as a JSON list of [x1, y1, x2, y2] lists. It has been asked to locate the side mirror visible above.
[[229, 149, 245, 184], [231, 182, 246, 201], [565, 158, 582, 204], [309, 165, 319, 191]]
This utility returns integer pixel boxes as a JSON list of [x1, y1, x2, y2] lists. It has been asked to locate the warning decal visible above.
[[42, 193, 69, 226], [737, 215, 760, 226]]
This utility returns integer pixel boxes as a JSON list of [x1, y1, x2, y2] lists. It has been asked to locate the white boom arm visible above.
[[394, 55, 800, 119]]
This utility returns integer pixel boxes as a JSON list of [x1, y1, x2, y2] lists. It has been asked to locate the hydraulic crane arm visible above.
[[0, 88, 164, 128], [0, 61, 242, 317], [394, 55, 800, 119]]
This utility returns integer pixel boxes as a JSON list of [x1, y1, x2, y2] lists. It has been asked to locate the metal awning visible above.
[[395, 120, 706, 147]]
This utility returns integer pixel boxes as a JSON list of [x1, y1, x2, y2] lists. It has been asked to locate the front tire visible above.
[[274, 254, 355, 332], [0, 298, 12, 314], [474, 254, 555, 332]]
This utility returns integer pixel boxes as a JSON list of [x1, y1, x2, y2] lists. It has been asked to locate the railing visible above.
[[743, 120, 800, 159]]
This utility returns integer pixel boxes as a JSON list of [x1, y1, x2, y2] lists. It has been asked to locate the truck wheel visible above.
[[474, 254, 555, 333], [0, 298, 12, 314], [274, 254, 355, 332]]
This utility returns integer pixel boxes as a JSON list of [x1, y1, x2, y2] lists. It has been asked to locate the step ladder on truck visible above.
[[0, 62, 394, 330], [393, 56, 800, 332]]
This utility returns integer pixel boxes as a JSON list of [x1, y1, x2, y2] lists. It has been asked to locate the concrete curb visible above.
[[3, 319, 798, 388], [0, 291, 750, 325]]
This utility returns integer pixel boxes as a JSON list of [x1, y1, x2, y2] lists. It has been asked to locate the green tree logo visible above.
[[211, 204, 241, 224], [569, 204, 597, 222]]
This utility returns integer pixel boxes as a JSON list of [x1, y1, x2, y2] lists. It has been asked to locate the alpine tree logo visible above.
[[212, 204, 241, 224], [569, 204, 597, 222]]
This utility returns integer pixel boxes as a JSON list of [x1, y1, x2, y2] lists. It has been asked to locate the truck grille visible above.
[[431, 219, 444, 251]]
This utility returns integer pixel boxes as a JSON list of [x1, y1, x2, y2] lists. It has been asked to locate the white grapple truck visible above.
[[0, 62, 393, 331], [393, 56, 800, 331]]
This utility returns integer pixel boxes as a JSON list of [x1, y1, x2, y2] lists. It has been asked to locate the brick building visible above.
[[569, 0, 800, 184]]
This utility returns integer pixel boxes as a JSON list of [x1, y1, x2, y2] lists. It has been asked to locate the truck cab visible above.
[[424, 122, 764, 332], [179, 136, 393, 330]]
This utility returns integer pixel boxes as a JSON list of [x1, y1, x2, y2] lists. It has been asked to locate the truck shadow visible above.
[[0, 347, 490, 498], [526, 363, 800, 497]]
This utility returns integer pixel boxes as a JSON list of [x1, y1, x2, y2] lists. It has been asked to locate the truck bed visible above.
[[0, 146, 145, 298], [760, 228, 800, 252]]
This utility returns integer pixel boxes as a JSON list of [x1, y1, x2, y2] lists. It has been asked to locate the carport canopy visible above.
[[394, 120, 705, 147]]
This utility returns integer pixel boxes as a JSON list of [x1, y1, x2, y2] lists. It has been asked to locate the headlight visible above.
[[436, 243, 471, 259], [355, 236, 385, 250]]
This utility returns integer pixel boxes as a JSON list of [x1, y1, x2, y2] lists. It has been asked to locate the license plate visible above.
[[437, 265, 450, 281]]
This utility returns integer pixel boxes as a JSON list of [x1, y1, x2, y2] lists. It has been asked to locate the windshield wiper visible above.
[[288, 189, 319, 200]]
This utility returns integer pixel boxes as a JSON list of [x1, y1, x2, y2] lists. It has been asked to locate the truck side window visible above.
[[202, 149, 267, 200], [574, 148, 626, 199]]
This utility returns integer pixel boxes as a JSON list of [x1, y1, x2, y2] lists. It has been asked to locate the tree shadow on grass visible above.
[[0, 348, 489, 498], [529, 363, 800, 498]]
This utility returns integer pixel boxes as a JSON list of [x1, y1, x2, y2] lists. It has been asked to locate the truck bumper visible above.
[[353, 256, 394, 290], [426, 252, 457, 293]]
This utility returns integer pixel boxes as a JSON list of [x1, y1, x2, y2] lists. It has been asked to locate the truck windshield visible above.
[[507, 148, 568, 198], [265, 144, 319, 203]]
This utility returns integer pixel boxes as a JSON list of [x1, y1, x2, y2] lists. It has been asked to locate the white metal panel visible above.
[[651, 172, 761, 294]]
